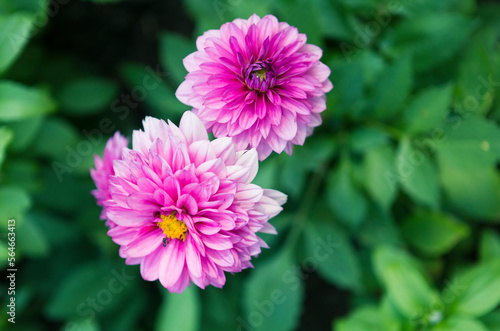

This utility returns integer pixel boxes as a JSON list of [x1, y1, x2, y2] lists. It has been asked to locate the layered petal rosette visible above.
[[176, 14, 333, 160], [90, 111, 286, 293]]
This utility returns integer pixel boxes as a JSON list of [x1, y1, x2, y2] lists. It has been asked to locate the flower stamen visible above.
[[158, 213, 187, 242], [252, 68, 268, 82], [245, 60, 276, 92]]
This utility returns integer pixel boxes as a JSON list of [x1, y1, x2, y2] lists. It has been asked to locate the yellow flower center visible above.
[[252, 68, 268, 82], [157, 213, 187, 242]]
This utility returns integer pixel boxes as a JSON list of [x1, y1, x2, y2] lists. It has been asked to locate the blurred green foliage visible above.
[[1, 0, 500, 330]]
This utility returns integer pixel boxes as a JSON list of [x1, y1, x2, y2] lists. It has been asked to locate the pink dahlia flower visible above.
[[90, 132, 129, 220], [176, 14, 333, 160], [90, 111, 286, 293]]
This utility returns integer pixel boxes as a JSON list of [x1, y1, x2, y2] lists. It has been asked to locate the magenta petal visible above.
[[140, 247, 162, 281], [210, 137, 237, 165], [188, 140, 216, 166], [235, 183, 264, 202], [159, 240, 186, 288], [235, 149, 258, 183], [127, 192, 160, 212], [272, 109, 298, 140], [179, 111, 209, 144], [203, 234, 233, 250], [186, 236, 202, 278], [177, 194, 199, 215], [168, 267, 191, 294], [123, 227, 164, 257], [107, 208, 153, 227], [206, 248, 235, 268]]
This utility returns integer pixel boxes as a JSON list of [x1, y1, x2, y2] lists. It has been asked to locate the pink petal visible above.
[[185, 236, 202, 278], [235, 183, 264, 202], [140, 246, 162, 281], [177, 194, 199, 215], [263, 189, 288, 206], [206, 248, 235, 267], [210, 137, 237, 165], [127, 192, 161, 212], [235, 149, 258, 184], [272, 109, 298, 140], [260, 222, 278, 235], [203, 234, 233, 250], [107, 208, 153, 227], [179, 111, 209, 144], [188, 140, 216, 166], [123, 227, 164, 257], [159, 239, 186, 289], [196, 158, 226, 178]]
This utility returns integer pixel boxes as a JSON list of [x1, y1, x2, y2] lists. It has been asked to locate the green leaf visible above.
[[371, 56, 412, 120], [63, 320, 100, 331], [57, 77, 118, 115], [159, 33, 195, 86], [314, 0, 353, 41], [32, 117, 80, 161], [252, 155, 278, 190], [455, 27, 497, 116], [0, 0, 49, 16], [327, 57, 364, 118], [103, 292, 147, 331], [27, 211, 78, 248], [120, 62, 186, 119], [334, 305, 398, 331], [335, 0, 378, 10], [0, 14, 33, 74], [183, 0, 225, 33], [434, 317, 488, 331], [201, 276, 241, 331], [155, 286, 200, 331], [451, 260, 500, 317], [242, 247, 304, 331], [0, 126, 12, 168], [0, 240, 8, 269], [402, 84, 453, 134], [398, 0, 476, 16], [45, 263, 138, 319], [481, 310, 500, 331], [358, 207, 402, 247], [35, 167, 94, 212], [0, 81, 56, 121], [396, 137, 440, 208], [358, 51, 386, 87], [5, 115, 42, 151], [480, 230, 500, 262], [3, 159, 40, 192], [0, 186, 31, 226], [381, 14, 475, 71], [401, 211, 469, 256], [373, 246, 437, 317], [350, 127, 390, 154], [327, 158, 368, 227], [304, 214, 362, 291], [16, 213, 49, 257], [276, 0, 322, 47], [363, 144, 398, 211], [436, 116, 500, 219], [440, 166, 500, 219]]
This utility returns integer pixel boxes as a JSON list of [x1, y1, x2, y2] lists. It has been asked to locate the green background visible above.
[[1, 0, 500, 330]]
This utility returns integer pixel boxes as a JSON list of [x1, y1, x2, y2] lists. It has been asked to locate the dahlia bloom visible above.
[[90, 132, 129, 220], [90, 111, 286, 293], [176, 14, 333, 160]]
